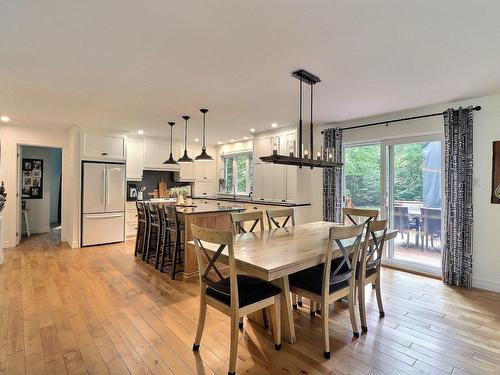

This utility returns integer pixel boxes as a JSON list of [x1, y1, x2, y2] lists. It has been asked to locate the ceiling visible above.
[[1, 0, 500, 144]]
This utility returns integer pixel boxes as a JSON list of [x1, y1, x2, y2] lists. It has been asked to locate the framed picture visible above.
[[492, 141, 500, 204], [22, 158, 43, 199]]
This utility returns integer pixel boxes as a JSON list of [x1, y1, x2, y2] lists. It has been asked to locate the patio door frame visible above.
[[380, 134, 445, 275]]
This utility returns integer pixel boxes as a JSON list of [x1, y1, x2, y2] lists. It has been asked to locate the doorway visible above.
[[344, 135, 444, 275], [17, 145, 62, 245]]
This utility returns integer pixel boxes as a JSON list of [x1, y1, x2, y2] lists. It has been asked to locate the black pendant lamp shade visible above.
[[163, 121, 179, 165], [178, 115, 194, 163], [195, 108, 213, 161]]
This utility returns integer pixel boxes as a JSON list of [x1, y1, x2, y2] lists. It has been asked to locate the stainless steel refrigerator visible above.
[[81, 161, 125, 246]]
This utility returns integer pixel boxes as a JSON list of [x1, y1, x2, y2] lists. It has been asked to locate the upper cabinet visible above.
[[126, 138, 144, 181], [81, 132, 126, 161], [175, 144, 195, 181], [143, 139, 179, 171], [194, 146, 216, 180]]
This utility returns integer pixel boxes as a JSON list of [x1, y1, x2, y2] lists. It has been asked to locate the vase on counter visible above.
[[185, 197, 193, 206], [176, 194, 185, 206]]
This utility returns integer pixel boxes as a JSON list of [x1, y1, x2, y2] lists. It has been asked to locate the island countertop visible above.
[[176, 204, 245, 215], [193, 195, 311, 207]]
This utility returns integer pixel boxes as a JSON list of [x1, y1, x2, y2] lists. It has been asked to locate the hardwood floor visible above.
[[1, 233, 500, 375]]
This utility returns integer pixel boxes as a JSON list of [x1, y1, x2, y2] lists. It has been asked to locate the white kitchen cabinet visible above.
[[193, 180, 217, 197], [175, 144, 196, 181], [81, 132, 126, 161], [126, 138, 144, 181], [194, 147, 216, 181], [253, 163, 264, 199], [143, 139, 170, 170], [286, 165, 298, 200], [253, 136, 273, 162]]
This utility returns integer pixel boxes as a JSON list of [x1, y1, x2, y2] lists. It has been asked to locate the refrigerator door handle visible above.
[[102, 168, 107, 208], [106, 166, 110, 209], [85, 213, 123, 219]]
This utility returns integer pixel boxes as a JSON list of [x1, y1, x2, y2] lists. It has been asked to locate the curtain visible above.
[[442, 106, 473, 289], [323, 128, 343, 222]]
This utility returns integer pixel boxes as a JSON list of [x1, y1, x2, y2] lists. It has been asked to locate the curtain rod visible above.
[[321, 105, 481, 133]]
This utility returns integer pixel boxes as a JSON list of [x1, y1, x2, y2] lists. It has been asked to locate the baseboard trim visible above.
[[472, 278, 500, 293], [382, 263, 442, 280]]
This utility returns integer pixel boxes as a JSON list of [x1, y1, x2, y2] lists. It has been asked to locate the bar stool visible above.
[[135, 201, 147, 258], [160, 205, 185, 279], [144, 203, 162, 267]]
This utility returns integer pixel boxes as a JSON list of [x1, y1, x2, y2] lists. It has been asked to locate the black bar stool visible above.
[[160, 205, 185, 279], [135, 201, 148, 258], [144, 203, 162, 267]]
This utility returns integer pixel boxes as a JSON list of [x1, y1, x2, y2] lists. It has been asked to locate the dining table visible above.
[[188, 221, 398, 344]]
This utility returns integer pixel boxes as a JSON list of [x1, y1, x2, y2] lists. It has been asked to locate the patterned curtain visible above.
[[442, 106, 473, 289], [323, 128, 343, 222]]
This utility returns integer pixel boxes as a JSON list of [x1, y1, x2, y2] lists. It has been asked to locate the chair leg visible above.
[[171, 237, 179, 280], [142, 225, 150, 261], [309, 300, 315, 317], [358, 282, 367, 333], [406, 232, 410, 249], [297, 296, 303, 307], [292, 293, 297, 309], [228, 313, 239, 375], [154, 227, 162, 269], [134, 225, 140, 257], [322, 299, 330, 359], [193, 298, 207, 351], [273, 295, 281, 350], [375, 276, 385, 318], [348, 281, 359, 338]]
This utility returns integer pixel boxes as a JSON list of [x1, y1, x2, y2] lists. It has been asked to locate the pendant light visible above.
[[178, 115, 194, 163], [163, 121, 179, 165], [195, 108, 213, 161]]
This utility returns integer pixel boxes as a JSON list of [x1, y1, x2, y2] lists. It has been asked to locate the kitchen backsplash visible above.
[[127, 171, 191, 201]]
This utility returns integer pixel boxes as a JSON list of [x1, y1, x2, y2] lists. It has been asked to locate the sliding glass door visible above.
[[382, 136, 444, 274], [344, 136, 444, 275]]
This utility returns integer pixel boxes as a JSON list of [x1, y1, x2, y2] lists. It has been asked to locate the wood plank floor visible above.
[[1, 232, 500, 375]]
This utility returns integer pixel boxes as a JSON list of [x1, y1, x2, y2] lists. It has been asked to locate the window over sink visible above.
[[220, 152, 253, 194]]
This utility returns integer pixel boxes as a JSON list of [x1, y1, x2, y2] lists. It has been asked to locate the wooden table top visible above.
[[189, 221, 398, 281]]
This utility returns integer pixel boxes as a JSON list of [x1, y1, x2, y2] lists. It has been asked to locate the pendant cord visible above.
[[310, 84, 314, 161], [184, 118, 188, 152], [299, 78, 303, 159], [202, 112, 206, 149]]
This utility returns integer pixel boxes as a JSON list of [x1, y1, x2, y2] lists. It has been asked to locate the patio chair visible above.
[[420, 208, 441, 251], [393, 206, 419, 248]]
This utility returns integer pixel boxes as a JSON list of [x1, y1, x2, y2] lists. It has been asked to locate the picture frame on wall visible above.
[[492, 141, 500, 204], [22, 158, 43, 199]]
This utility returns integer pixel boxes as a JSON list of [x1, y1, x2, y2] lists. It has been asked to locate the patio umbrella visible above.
[[422, 142, 441, 208]]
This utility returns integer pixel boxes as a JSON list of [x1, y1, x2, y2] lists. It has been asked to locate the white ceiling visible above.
[[1, 0, 500, 144]]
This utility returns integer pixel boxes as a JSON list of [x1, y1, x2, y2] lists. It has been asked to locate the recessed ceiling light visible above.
[[1, 115, 10, 123], [194, 138, 199, 142], [271, 123, 278, 128], [137, 129, 144, 135], [243, 136, 248, 140], [250, 128, 255, 132], [217, 141, 222, 145]]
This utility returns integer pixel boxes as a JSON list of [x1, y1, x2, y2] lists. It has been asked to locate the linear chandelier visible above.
[[260, 69, 342, 169]]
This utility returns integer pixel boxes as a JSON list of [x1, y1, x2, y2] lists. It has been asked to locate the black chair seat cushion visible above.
[[206, 275, 281, 307], [289, 260, 350, 296]]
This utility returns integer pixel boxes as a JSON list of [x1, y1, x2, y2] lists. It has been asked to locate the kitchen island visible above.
[[176, 204, 245, 277]]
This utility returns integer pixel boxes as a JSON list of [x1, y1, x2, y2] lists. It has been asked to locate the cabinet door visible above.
[[261, 163, 275, 199], [143, 140, 170, 169], [126, 139, 144, 180], [178, 145, 195, 180], [82, 133, 126, 160], [253, 163, 264, 199], [273, 164, 287, 200], [286, 165, 297, 200], [194, 180, 217, 197], [253, 136, 273, 161]]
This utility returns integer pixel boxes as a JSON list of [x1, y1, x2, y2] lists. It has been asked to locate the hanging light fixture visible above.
[[163, 121, 179, 165], [260, 69, 342, 169], [195, 108, 213, 161], [178, 115, 194, 163]]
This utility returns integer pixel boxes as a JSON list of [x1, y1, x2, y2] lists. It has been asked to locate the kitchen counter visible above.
[[193, 195, 311, 207], [177, 204, 245, 215]]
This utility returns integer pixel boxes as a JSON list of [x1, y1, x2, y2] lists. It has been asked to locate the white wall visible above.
[[21, 146, 52, 234], [0, 125, 79, 248], [299, 93, 500, 292]]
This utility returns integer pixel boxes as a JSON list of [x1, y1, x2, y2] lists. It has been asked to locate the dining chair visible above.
[[357, 219, 388, 333], [191, 225, 282, 375], [420, 207, 441, 250], [266, 208, 295, 229], [230, 211, 264, 234], [343, 207, 378, 225], [266, 208, 304, 308], [393, 206, 418, 248], [288, 224, 364, 359]]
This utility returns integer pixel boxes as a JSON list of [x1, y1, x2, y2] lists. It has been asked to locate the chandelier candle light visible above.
[[260, 69, 342, 169]]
